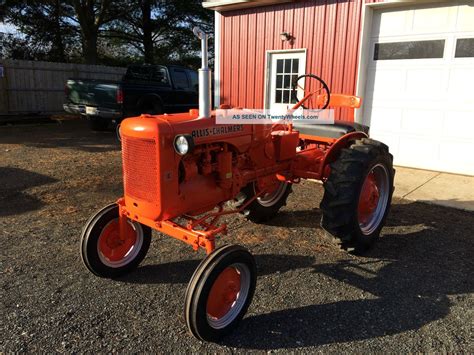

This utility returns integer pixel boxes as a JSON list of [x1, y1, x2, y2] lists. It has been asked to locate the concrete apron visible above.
[[393, 166, 474, 212]]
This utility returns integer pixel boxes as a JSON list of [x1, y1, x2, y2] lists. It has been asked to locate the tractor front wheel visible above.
[[80, 203, 151, 278], [320, 138, 395, 254], [184, 245, 257, 342]]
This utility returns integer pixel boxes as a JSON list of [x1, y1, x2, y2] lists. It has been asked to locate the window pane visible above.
[[292, 59, 299, 73], [284, 59, 291, 73], [150, 66, 169, 85], [291, 75, 298, 88], [275, 90, 282, 103], [455, 38, 474, 58], [283, 75, 290, 89], [283, 90, 290, 103], [127, 66, 151, 80], [173, 70, 189, 89], [276, 75, 283, 88], [374, 40, 445, 60], [277, 59, 284, 73], [291, 92, 297, 104], [189, 71, 198, 92]]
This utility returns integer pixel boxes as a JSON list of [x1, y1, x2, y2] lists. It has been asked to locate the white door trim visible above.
[[264, 49, 307, 110]]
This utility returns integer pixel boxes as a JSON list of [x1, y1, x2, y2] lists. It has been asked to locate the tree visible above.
[[69, 0, 132, 64], [106, 0, 214, 66], [0, 0, 214, 66], [1, 0, 75, 62]]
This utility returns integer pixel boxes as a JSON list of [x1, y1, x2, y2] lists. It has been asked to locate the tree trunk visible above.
[[82, 33, 98, 64], [51, 0, 66, 62], [141, 0, 154, 64], [72, 0, 100, 65]]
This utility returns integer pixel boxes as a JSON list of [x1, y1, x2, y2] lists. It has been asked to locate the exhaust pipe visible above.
[[193, 27, 212, 119]]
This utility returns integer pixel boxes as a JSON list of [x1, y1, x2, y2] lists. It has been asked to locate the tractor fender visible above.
[[319, 131, 368, 177]]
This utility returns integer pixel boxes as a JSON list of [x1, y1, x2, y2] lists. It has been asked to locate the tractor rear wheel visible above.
[[238, 181, 292, 223], [184, 245, 257, 342], [320, 138, 395, 254], [80, 203, 151, 278]]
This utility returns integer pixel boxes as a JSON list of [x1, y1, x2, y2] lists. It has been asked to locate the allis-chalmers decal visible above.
[[191, 124, 244, 138]]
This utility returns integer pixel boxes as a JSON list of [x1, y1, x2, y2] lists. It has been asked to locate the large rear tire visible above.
[[320, 138, 395, 254]]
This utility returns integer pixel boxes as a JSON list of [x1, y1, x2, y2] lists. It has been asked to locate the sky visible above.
[[0, 22, 17, 34]]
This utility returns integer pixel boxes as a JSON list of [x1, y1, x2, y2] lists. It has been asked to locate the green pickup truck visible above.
[[64, 64, 199, 130]]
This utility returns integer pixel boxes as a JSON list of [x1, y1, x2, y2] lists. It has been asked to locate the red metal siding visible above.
[[218, 0, 385, 121]]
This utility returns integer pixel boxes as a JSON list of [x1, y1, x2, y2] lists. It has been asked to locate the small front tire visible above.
[[184, 245, 257, 342], [80, 203, 151, 278]]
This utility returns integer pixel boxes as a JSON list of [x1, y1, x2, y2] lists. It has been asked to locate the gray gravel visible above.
[[1, 120, 473, 353]]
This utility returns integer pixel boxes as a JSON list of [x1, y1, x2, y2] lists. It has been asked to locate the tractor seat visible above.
[[293, 121, 369, 139]]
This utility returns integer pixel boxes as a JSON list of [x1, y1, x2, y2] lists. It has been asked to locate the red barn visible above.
[[203, 0, 474, 175]]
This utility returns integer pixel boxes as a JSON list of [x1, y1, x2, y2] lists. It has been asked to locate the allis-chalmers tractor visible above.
[[80, 28, 394, 342]]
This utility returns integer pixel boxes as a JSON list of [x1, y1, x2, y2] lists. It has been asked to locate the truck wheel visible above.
[[185, 245, 257, 342], [88, 116, 109, 131], [238, 181, 292, 223], [320, 138, 395, 254], [80, 203, 151, 278]]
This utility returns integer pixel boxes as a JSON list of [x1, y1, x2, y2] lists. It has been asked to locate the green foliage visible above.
[[1, 0, 214, 67]]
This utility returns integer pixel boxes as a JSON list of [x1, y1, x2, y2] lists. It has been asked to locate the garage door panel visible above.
[[439, 141, 474, 175], [374, 10, 410, 37], [448, 67, 474, 96], [456, 4, 474, 31], [406, 68, 446, 97], [412, 6, 454, 33], [368, 107, 403, 132], [442, 110, 474, 139], [398, 136, 440, 165], [401, 109, 443, 134], [365, 2, 474, 175], [368, 69, 405, 99]]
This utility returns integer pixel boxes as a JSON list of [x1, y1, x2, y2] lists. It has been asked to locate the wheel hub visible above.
[[98, 220, 137, 262], [358, 172, 380, 224], [207, 267, 241, 320], [357, 164, 390, 235]]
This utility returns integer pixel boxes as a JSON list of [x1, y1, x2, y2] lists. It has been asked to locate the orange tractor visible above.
[[80, 28, 394, 342]]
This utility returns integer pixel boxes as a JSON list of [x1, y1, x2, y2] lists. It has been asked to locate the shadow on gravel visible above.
[[0, 121, 119, 153], [223, 201, 473, 350], [116, 254, 315, 285], [0, 167, 58, 216], [265, 209, 322, 228]]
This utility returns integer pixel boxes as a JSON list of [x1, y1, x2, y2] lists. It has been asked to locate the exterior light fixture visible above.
[[280, 32, 291, 42]]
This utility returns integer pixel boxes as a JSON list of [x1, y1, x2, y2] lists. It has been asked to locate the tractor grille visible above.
[[122, 136, 158, 203]]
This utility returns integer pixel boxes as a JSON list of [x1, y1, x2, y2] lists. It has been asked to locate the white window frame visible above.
[[264, 49, 307, 110]]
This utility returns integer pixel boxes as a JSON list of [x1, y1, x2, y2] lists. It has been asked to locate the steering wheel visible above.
[[291, 74, 331, 110]]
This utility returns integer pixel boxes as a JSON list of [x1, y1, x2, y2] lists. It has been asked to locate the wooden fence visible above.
[[0, 59, 126, 115]]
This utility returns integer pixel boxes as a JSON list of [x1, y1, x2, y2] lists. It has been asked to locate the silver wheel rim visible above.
[[359, 163, 390, 235], [97, 219, 144, 268], [255, 182, 288, 207], [206, 263, 251, 329]]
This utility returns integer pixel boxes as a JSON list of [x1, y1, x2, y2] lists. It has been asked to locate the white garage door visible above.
[[364, 2, 474, 175]]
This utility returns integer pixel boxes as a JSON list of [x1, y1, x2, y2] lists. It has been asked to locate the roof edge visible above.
[[203, 0, 294, 12]]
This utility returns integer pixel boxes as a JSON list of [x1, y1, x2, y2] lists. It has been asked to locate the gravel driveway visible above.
[[1, 120, 473, 353]]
